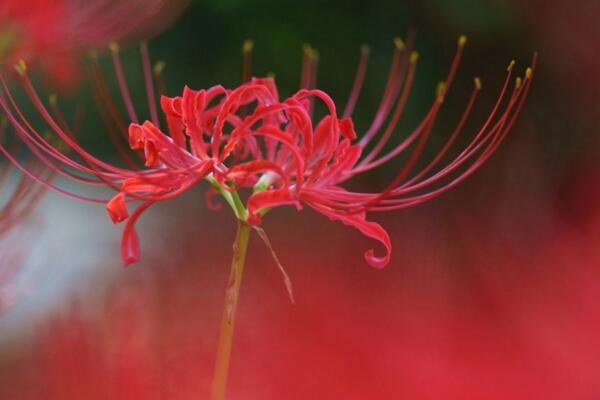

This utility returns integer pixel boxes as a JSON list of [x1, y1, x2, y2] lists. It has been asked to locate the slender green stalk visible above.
[[210, 220, 251, 400]]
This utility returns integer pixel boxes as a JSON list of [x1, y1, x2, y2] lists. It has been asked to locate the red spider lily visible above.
[[0, 0, 188, 89], [0, 37, 535, 268]]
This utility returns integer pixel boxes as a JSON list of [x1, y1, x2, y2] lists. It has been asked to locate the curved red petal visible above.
[[308, 202, 391, 268], [246, 189, 300, 225], [107, 192, 128, 224], [120, 201, 154, 267], [339, 117, 357, 140]]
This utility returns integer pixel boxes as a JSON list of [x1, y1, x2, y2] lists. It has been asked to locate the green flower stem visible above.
[[210, 220, 251, 400], [206, 175, 247, 221]]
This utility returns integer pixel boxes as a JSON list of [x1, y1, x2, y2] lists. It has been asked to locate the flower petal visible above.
[[308, 202, 391, 269], [107, 192, 128, 224], [121, 201, 154, 267], [246, 189, 301, 225]]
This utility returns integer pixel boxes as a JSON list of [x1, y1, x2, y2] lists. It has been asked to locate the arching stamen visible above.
[[110, 42, 139, 124], [153, 61, 167, 96], [347, 88, 444, 213], [399, 78, 481, 188], [140, 41, 159, 126], [0, 140, 108, 204], [358, 38, 408, 148], [6, 67, 136, 177], [242, 39, 254, 84], [343, 45, 370, 118], [355, 51, 418, 167], [90, 54, 129, 139]]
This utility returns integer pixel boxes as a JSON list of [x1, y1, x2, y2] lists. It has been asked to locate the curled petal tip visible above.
[[364, 249, 390, 269], [122, 252, 139, 268], [121, 227, 140, 267], [107, 193, 129, 224], [128, 125, 142, 149], [339, 118, 357, 140]]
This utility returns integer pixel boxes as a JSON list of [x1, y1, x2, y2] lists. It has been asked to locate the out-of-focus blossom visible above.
[[0, 122, 49, 310], [0, 172, 595, 399], [0, 0, 188, 89], [0, 37, 535, 267]]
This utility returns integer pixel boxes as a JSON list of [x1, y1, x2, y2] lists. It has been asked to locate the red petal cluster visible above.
[[0, 38, 535, 268]]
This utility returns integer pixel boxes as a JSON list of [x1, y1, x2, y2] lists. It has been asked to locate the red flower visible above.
[[0, 0, 188, 89], [0, 37, 535, 268]]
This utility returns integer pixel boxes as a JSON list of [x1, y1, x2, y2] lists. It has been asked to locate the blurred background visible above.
[[0, 0, 599, 399]]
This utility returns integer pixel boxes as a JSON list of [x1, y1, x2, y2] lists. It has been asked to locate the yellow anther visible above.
[[88, 50, 98, 60], [109, 42, 119, 53], [242, 39, 254, 54], [525, 67, 533, 79], [474, 77, 482, 90], [436, 81, 447, 102], [153, 61, 166, 76], [266, 71, 276, 79], [410, 51, 419, 63], [507, 60, 515, 72], [394, 37, 405, 50], [515, 77, 522, 89], [361, 44, 371, 55], [303, 43, 314, 56], [458, 35, 467, 46], [49, 94, 57, 106], [14, 59, 27, 75], [303, 43, 319, 62]]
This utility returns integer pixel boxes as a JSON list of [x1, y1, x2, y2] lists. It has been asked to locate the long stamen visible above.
[[242, 39, 254, 84], [0, 140, 108, 204], [399, 77, 481, 188], [358, 37, 407, 148], [355, 50, 418, 167], [153, 61, 167, 96], [343, 45, 370, 118], [110, 42, 139, 124], [90, 53, 129, 138], [347, 85, 445, 213], [140, 41, 160, 127], [372, 63, 535, 208]]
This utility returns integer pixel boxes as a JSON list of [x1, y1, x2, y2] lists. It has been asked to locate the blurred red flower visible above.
[[0, 0, 188, 89]]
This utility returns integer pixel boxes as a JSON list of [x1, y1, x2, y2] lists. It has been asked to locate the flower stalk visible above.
[[210, 219, 251, 400]]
